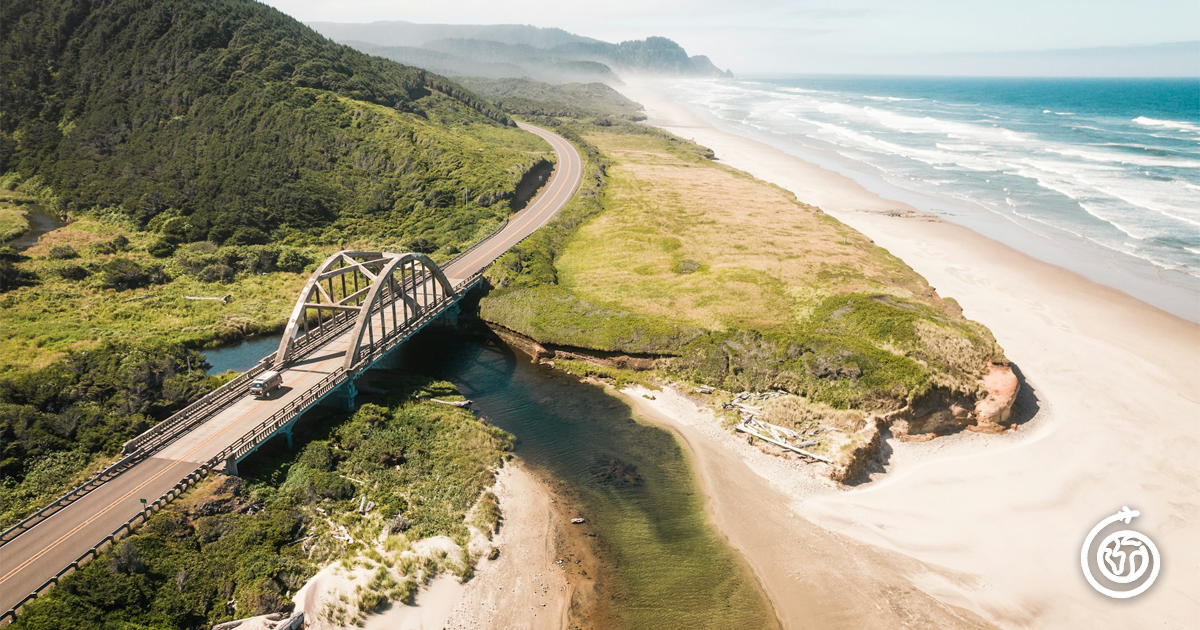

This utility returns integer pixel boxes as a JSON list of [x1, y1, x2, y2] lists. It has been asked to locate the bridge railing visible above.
[[213, 366, 348, 466], [0, 359, 273, 548], [0, 463, 216, 624]]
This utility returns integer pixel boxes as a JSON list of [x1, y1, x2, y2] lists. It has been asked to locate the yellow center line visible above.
[[0, 344, 344, 586]]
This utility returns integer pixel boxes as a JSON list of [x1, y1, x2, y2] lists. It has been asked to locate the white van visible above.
[[250, 370, 283, 398]]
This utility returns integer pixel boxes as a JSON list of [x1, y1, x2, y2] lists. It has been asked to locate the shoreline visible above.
[[618, 385, 995, 629], [624, 78, 1200, 323], [613, 78, 1200, 628]]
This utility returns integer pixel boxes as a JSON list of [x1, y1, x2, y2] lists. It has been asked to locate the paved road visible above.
[[0, 121, 582, 616]]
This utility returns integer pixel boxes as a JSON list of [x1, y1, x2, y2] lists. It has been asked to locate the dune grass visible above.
[[481, 123, 1005, 412]]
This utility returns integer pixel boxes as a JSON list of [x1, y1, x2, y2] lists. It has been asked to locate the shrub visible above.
[[197, 263, 235, 283], [47, 245, 77, 260], [147, 239, 175, 258], [56, 264, 89, 280], [0, 260, 36, 292], [101, 258, 165, 290]]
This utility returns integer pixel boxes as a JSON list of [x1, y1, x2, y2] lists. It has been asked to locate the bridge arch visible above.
[[274, 251, 456, 368]]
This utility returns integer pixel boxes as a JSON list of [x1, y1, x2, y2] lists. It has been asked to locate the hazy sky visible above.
[[263, 0, 1200, 74]]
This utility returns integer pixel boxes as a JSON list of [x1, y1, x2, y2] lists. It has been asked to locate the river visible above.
[[206, 327, 779, 628], [4, 202, 66, 250]]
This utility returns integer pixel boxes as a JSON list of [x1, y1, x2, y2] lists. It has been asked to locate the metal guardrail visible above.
[[0, 361, 273, 549], [0, 453, 139, 547], [443, 217, 510, 271]]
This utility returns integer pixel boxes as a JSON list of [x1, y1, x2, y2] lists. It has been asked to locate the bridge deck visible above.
[[0, 122, 582, 617]]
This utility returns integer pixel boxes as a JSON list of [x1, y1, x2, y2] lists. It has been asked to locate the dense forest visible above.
[[0, 0, 550, 245], [456, 77, 646, 120]]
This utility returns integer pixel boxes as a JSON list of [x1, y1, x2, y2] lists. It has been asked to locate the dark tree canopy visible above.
[[0, 0, 516, 243]]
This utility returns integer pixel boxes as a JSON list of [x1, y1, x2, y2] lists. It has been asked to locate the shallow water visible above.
[[202, 323, 779, 627], [4, 202, 66, 250], [395, 331, 779, 629], [203, 335, 280, 375]]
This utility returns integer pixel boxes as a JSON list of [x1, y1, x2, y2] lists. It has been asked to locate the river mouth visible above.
[[393, 329, 779, 629], [201, 315, 780, 628]]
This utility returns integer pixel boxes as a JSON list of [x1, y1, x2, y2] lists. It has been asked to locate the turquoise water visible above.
[[203, 335, 279, 375], [666, 76, 1200, 320]]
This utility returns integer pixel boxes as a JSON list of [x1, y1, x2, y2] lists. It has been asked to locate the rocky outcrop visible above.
[[974, 364, 1020, 430], [887, 363, 1019, 441], [828, 419, 885, 484]]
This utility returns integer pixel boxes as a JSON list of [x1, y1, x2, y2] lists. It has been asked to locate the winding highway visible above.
[[0, 122, 583, 618]]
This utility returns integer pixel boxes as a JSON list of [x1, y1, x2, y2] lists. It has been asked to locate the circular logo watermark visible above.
[[1081, 506, 1160, 599]]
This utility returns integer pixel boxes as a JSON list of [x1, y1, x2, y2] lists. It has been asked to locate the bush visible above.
[[101, 258, 165, 290], [56, 264, 89, 280], [0, 260, 36, 292], [47, 245, 77, 260], [197, 264, 235, 284], [147, 239, 175, 258], [91, 235, 129, 256]]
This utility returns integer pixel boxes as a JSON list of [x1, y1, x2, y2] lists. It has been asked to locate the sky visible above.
[[262, 0, 1200, 75]]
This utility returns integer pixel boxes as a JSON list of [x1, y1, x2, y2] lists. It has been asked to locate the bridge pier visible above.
[[225, 456, 239, 477], [326, 378, 358, 410], [437, 302, 461, 327]]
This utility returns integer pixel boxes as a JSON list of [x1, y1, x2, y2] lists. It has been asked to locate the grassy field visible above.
[[0, 218, 307, 372], [0, 206, 28, 242], [481, 123, 1007, 463]]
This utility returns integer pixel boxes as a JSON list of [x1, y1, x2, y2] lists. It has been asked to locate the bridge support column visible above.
[[225, 456, 239, 477], [327, 378, 358, 410], [438, 302, 461, 327], [283, 424, 294, 448]]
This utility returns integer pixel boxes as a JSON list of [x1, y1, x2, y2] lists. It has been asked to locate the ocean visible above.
[[663, 76, 1200, 320]]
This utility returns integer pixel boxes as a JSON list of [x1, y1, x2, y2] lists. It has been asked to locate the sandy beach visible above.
[[297, 461, 570, 630], [614, 77, 1200, 629]]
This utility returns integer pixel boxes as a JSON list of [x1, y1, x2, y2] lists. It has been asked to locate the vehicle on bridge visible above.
[[250, 370, 283, 398]]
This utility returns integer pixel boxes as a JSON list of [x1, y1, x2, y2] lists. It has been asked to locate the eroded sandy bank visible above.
[[296, 461, 570, 630], [613, 77, 1200, 629]]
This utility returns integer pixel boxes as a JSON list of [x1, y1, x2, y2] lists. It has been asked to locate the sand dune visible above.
[[615, 77, 1200, 629]]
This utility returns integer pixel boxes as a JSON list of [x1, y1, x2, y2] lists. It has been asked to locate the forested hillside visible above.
[[0, 0, 552, 541], [0, 0, 548, 245], [455, 77, 646, 120], [309, 20, 600, 49], [315, 21, 733, 82]]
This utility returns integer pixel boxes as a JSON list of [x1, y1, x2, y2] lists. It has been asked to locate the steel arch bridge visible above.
[[274, 250, 459, 371], [0, 121, 585, 623]]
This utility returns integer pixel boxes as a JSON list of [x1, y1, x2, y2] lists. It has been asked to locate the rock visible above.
[[974, 364, 1019, 429]]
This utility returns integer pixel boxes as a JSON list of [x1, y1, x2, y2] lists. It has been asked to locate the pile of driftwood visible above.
[[723, 391, 831, 464]]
